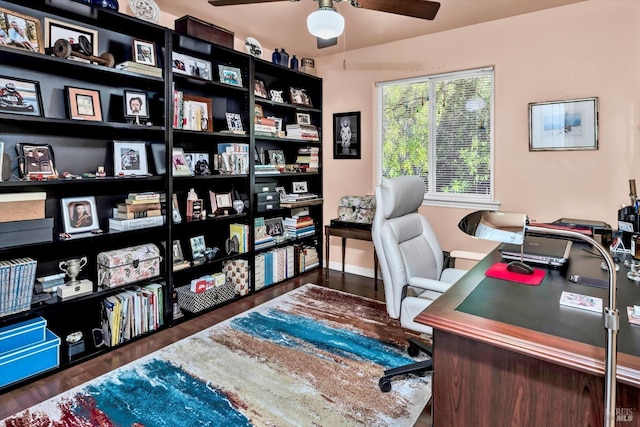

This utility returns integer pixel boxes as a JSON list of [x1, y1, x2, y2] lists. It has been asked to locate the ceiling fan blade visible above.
[[209, 0, 292, 6], [353, 0, 440, 20], [317, 37, 338, 49]]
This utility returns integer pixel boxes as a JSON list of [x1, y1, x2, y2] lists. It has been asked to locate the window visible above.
[[376, 67, 498, 209]]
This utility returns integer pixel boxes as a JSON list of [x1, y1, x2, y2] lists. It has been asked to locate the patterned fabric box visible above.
[[97, 244, 161, 288], [222, 259, 250, 296], [175, 282, 235, 313], [338, 195, 376, 224]]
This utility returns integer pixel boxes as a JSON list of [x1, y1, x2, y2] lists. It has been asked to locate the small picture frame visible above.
[[289, 87, 312, 107], [254, 104, 264, 117], [123, 90, 149, 119], [216, 192, 233, 208], [172, 240, 185, 264], [182, 94, 212, 131], [218, 65, 243, 87], [189, 235, 206, 259], [264, 217, 284, 236], [275, 186, 287, 202], [172, 147, 192, 176], [292, 181, 308, 193], [254, 79, 268, 98], [113, 140, 148, 176], [172, 52, 212, 81], [0, 75, 43, 117], [61, 196, 98, 234], [44, 17, 97, 62], [268, 149, 285, 168], [0, 8, 43, 53], [16, 143, 57, 178], [225, 112, 243, 131], [267, 116, 283, 131], [333, 111, 361, 159], [132, 39, 157, 66], [296, 113, 311, 125], [65, 86, 102, 121], [189, 152, 211, 176], [269, 89, 284, 103]]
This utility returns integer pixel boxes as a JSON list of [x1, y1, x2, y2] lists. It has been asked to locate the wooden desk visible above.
[[325, 224, 378, 289], [415, 247, 640, 426]]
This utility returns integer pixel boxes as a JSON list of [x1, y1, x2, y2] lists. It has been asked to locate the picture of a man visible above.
[[129, 96, 143, 115], [195, 154, 211, 175], [136, 44, 154, 65], [121, 148, 140, 170], [7, 18, 36, 51]]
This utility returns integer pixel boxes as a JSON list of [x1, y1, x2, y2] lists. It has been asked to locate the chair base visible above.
[[379, 338, 434, 393]]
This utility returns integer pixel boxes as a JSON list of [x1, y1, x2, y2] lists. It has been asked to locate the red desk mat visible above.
[[485, 262, 546, 286]]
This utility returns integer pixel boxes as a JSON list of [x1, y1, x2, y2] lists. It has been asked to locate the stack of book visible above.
[[0, 257, 37, 316], [35, 272, 65, 294], [296, 146, 320, 172], [109, 192, 165, 231], [254, 116, 277, 136], [216, 143, 249, 175], [286, 124, 319, 141], [283, 215, 316, 239], [254, 217, 275, 250], [116, 61, 162, 78], [283, 192, 319, 203], [255, 164, 280, 175]]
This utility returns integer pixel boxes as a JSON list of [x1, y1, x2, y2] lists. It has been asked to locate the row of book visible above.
[[254, 244, 318, 290], [109, 192, 166, 232], [172, 88, 211, 131], [100, 283, 164, 347], [215, 143, 250, 175], [0, 258, 37, 317], [229, 223, 250, 253], [286, 124, 319, 141]]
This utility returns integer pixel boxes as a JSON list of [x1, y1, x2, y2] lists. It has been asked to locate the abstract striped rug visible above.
[[2, 284, 431, 426]]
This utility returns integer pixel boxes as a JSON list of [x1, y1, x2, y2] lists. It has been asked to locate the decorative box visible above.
[[256, 192, 280, 203], [174, 15, 234, 49], [97, 244, 162, 288], [223, 259, 249, 296], [0, 192, 46, 223], [0, 317, 46, 353], [257, 201, 280, 212], [256, 182, 277, 193], [175, 281, 235, 314], [0, 217, 53, 249], [338, 195, 376, 224]]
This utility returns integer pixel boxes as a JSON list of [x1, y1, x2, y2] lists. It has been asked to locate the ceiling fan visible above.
[[208, 0, 441, 49]]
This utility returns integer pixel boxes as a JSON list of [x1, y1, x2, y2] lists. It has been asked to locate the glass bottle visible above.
[[290, 55, 299, 71], [280, 48, 289, 67], [272, 48, 281, 65]]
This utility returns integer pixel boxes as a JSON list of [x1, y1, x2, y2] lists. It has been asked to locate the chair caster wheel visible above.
[[408, 342, 420, 357], [379, 377, 392, 393]]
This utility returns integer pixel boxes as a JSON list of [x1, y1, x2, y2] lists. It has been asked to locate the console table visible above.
[[325, 224, 378, 289]]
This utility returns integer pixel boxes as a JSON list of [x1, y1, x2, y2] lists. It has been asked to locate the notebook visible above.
[[498, 236, 572, 267]]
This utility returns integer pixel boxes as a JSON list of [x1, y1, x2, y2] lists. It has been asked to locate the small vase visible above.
[[280, 48, 289, 67], [272, 48, 281, 65], [233, 199, 244, 214], [290, 55, 299, 71]]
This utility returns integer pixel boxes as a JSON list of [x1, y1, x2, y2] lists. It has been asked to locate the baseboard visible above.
[[327, 261, 377, 279]]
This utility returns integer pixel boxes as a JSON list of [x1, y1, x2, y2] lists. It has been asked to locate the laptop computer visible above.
[[498, 236, 572, 267]]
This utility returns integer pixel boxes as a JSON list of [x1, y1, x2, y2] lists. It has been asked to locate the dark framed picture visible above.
[[187, 152, 211, 176], [133, 39, 156, 66], [123, 90, 149, 119], [65, 86, 102, 121], [113, 140, 148, 176], [254, 79, 268, 98], [0, 8, 43, 53], [172, 240, 185, 264], [61, 196, 98, 234], [264, 217, 284, 236], [289, 87, 312, 107], [333, 111, 361, 159], [296, 113, 311, 125], [218, 65, 243, 87], [268, 149, 285, 167], [16, 143, 57, 178], [189, 235, 206, 259], [0, 75, 43, 116], [292, 181, 308, 193], [44, 17, 97, 63]]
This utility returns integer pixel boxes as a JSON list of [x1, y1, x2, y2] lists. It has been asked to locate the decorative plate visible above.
[[128, 0, 161, 23], [244, 37, 263, 59]]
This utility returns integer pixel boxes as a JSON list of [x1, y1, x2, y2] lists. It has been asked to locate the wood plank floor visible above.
[[0, 268, 431, 426]]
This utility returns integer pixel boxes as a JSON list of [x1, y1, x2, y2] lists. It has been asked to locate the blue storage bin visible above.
[[0, 329, 60, 388], [0, 317, 46, 354]]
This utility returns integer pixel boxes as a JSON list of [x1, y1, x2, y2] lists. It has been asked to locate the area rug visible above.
[[2, 284, 431, 426]]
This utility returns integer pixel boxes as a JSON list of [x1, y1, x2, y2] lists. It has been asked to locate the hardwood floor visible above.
[[0, 268, 431, 426]]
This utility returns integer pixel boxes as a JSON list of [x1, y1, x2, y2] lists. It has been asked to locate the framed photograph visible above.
[[187, 152, 211, 176], [296, 113, 311, 125], [269, 89, 284, 103], [289, 87, 312, 107], [61, 196, 98, 234], [16, 143, 57, 178], [182, 94, 212, 131], [225, 112, 243, 131], [0, 75, 43, 117], [132, 39, 156, 66], [215, 192, 232, 208], [189, 235, 206, 259], [275, 186, 287, 202], [172, 240, 185, 264], [292, 181, 308, 194], [333, 111, 361, 159], [254, 104, 264, 117], [268, 149, 285, 167], [0, 8, 43, 53], [264, 217, 284, 236], [123, 90, 149, 119], [529, 97, 599, 151], [171, 52, 212, 81], [65, 86, 102, 121], [254, 79, 268, 98], [44, 17, 97, 61], [218, 65, 243, 87], [267, 116, 283, 131], [113, 140, 148, 176], [172, 147, 192, 176]]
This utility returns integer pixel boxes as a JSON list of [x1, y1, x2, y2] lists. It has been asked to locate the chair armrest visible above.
[[450, 250, 486, 261], [408, 276, 451, 293]]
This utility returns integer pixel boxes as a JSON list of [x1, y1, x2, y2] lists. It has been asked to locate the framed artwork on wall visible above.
[[333, 111, 361, 159]]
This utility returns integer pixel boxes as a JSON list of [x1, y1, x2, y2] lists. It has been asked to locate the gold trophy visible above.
[[57, 256, 93, 300]]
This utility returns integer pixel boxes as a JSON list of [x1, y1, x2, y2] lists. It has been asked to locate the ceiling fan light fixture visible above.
[[307, 7, 344, 40]]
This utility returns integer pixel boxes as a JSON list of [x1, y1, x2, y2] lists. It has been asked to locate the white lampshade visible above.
[[307, 7, 345, 39]]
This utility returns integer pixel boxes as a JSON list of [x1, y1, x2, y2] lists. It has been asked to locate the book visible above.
[[116, 209, 162, 220], [117, 202, 162, 213], [559, 291, 603, 313], [128, 192, 161, 201], [125, 197, 161, 205], [108, 215, 165, 231]]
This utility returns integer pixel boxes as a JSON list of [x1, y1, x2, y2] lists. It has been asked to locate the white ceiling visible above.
[[154, 0, 584, 60]]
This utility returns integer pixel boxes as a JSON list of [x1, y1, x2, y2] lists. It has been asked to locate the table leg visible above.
[[374, 250, 378, 291], [325, 233, 330, 270], [341, 237, 347, 273]]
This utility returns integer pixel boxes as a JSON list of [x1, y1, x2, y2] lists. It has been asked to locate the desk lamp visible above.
[[459, 211, 619, 427]]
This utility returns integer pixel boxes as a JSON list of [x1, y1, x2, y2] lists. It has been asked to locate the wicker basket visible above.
[[175, 282, 235, 314]]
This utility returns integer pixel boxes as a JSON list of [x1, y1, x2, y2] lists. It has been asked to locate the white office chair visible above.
[[372, 175, 483, 392]]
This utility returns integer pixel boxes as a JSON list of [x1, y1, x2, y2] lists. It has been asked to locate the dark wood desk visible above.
[[415, 247, 640, 426], [324, 224, 378, 289]]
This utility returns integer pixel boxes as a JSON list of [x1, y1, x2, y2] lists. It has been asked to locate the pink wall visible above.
[[317, 0, 640, 275]]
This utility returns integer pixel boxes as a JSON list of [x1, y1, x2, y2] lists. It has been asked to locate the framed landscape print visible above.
[[65, 86, 102, 121], [0, 75, 43, 117], [112, 140, 148, 176], [333, 111, 361, 159], [0, 7, 43, 53]]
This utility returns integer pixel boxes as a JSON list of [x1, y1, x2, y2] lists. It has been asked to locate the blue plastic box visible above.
[[0, 317, 46, 354]]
